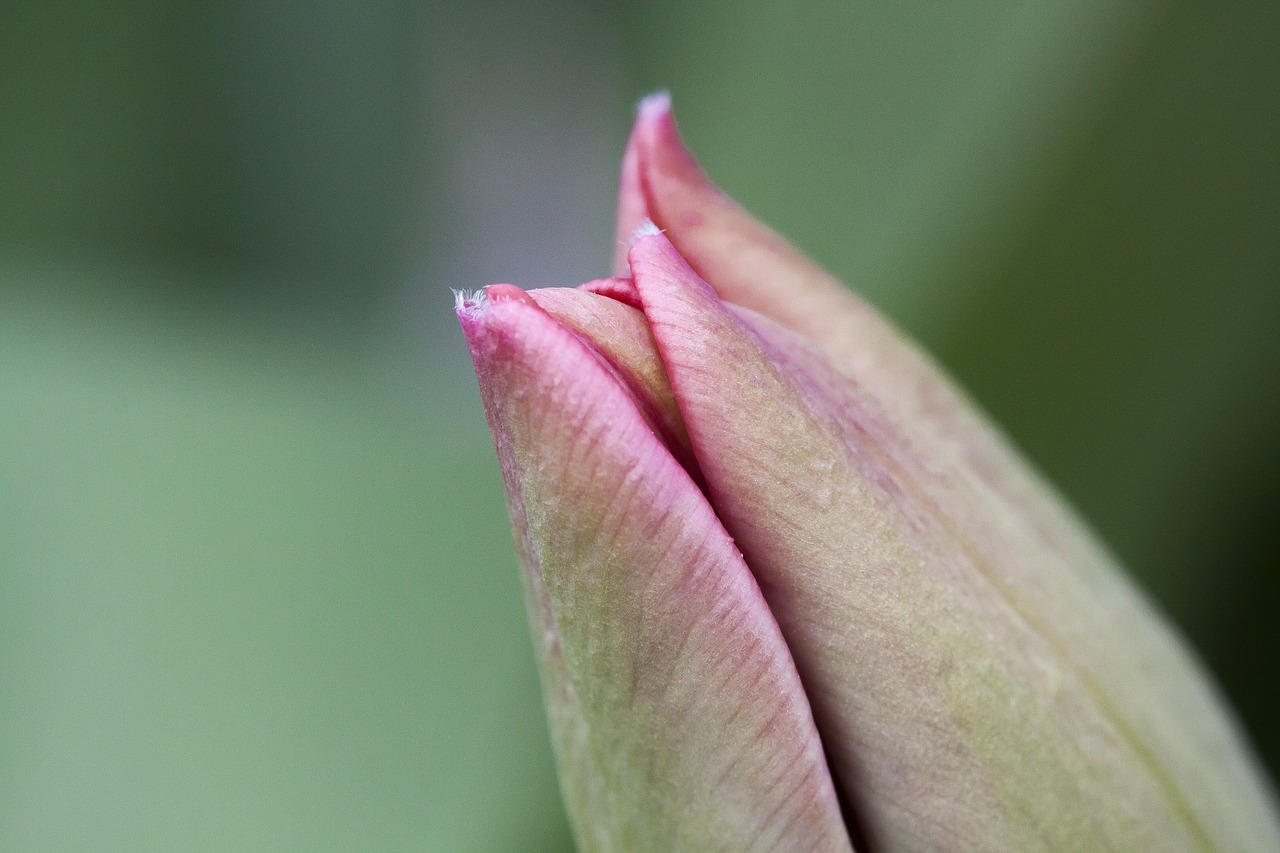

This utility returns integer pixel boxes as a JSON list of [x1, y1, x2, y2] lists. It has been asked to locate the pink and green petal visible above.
[[527, 285, 696, 478], [622, 94, 872, 360], [628, 233, 1280, 852], [457, 285, 853, 853], [625, 97, 1082, 543], [611, 93, 669, 276]]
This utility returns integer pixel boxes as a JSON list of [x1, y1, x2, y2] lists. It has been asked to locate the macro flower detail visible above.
[[456, 94, 1280, 851]]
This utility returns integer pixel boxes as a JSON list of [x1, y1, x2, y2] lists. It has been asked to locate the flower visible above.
[[455, 93, 1280, 851]]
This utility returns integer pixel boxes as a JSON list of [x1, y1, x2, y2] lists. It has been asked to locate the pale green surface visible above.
[[0, 272, 571, 851]]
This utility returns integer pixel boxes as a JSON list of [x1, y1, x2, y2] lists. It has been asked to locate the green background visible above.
[[2, 2, 1276, 849]]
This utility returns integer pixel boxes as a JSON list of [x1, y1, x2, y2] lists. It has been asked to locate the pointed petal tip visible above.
[[454, 283, 539, 321], [629, 229, 713, 295], [628, 230, 665, 261], [452, 287, 487, 318], [631, 91, 731, 232], [613, 96, 670, 276], [636, 89, 672, 121], [632, 218, 663, 240]]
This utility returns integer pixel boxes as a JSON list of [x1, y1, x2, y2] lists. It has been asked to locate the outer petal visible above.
[[629, 233, 1280, 851], [626, 97, 1085, 559], [456, 286, 853, 853], [623, 95, 867, 358], [611, 93, 668, 276]]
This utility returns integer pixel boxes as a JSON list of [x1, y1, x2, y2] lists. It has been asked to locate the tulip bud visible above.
[[458, 96, 1280, 852]]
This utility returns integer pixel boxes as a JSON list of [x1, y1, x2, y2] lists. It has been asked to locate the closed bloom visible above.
[[456, 94, 1280, 851]]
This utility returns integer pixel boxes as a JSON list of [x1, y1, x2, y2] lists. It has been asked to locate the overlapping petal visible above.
[[459, 96, 1280, 852], [616, 93, 1082, 543], [457, 285, 851, 852], [628, 231, 1280, 850]]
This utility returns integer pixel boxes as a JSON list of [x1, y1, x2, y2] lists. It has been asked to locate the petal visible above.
[[629, 233, 1280, 851], [577, 276, 643, 311], [611, 92, 668, 276], [624, 94, 869, 358], [527, 283, 695, 478], [456, 286, 853, 853], [627, 98, 1073, 552]]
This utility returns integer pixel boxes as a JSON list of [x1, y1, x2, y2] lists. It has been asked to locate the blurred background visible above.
[[2, 1, 1276, 849]]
